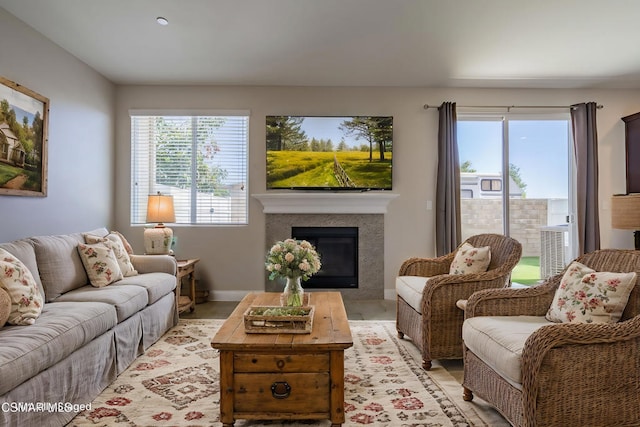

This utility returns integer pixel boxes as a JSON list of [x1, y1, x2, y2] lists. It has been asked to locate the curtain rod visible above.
[[423, 104, 604, 111]]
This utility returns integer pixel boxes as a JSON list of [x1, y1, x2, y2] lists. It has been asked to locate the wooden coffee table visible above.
[[211, 291, 353, 427]]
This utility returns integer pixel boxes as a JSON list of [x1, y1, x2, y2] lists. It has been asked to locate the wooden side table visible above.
[[177, 258, 200, 314]]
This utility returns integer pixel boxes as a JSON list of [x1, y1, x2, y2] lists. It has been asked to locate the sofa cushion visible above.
[[396, 276, 428, 313], [450, 242, 491, 275], [0, 239, 44, 300], [114, 272, 176, 305], [0, 248, 44, 325], [30, 233, 89, 302], [54, 284, 148, 323], [77, 242, 124, 287], [462, 315, 553, 387], [0, 301, 117, 396], [546, 261, 637, 324]]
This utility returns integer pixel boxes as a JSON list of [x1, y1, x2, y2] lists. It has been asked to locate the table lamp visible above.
[[611, 194, 640, 250], [144, 192, 176, 254]]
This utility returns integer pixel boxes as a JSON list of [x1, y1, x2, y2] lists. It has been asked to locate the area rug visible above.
[[68, 319, 507, 426]]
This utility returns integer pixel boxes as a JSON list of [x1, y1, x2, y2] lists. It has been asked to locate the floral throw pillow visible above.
[[77, 243, 123, 287], [84, 233, 138, 277], [0, 248, 44, 325], [111, 230, 134, 255], [449, 242, 492, 275], [546, 261, 637, 324]]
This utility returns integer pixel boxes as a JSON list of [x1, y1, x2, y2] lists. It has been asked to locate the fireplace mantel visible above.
[[252, 192, 398, 214]]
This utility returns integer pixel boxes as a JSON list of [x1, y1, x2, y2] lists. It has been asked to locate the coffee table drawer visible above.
[[234, 372, 330, 413], [234, 353, 330, 373]]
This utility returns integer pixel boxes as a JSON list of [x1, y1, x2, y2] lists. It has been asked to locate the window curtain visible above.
[[435, 102, 461, 256], [571, 102, 600, 254]]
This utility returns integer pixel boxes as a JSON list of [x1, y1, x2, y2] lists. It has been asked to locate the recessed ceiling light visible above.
[[156, 17, 169, 26]]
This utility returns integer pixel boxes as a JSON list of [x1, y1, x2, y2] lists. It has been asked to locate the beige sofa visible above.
[[0, 228, 178, 426]]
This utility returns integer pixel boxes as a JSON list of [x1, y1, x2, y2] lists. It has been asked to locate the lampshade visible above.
[[146, 193, 176, 224], [611, 194, 640, 229], [144, 193, 175, 255]]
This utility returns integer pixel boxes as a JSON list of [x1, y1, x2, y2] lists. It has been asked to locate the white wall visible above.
[[0, 8, 115, 242], [115, 85, 640, 299]]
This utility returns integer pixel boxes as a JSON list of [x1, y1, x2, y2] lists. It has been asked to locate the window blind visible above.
[[131, 112, 249, 225]]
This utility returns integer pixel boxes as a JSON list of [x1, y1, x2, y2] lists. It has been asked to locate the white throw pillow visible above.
[[77, 243, 123, 287], [84, 233, 138, 277], [546, 261, 637, 324], [0, 248, 44, 325], [449, 242, 492, 275]]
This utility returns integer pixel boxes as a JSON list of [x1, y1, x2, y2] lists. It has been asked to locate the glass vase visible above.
[[281, 276, 304, 307]]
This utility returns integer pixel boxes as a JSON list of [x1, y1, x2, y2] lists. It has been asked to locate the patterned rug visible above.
[[68, 319, 507, 426]]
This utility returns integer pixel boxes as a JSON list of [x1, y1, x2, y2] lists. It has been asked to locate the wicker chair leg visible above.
[[463, 387, 473, 401], [422, 359, 432, 370]]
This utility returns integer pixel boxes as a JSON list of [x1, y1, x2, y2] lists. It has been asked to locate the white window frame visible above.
[[130, 109, 250, 226]]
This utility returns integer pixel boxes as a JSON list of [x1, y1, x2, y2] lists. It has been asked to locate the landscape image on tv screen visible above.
[[266, 116, 392, 190]]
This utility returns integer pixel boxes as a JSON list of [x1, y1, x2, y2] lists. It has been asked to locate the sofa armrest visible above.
[[465, 278, 559, 318], [130, 255, 177, 276]]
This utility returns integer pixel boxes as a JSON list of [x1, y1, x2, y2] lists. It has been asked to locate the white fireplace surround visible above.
[[252, 192, 398, 214]]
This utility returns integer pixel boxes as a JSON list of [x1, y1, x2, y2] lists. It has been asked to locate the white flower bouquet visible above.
[[265, 238, 321, 281]]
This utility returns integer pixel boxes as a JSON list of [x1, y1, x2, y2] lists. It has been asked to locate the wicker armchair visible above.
[[396, 233, 522, 370], [462, 249, 640, 427]]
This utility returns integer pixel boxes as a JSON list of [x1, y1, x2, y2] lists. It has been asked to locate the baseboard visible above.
[[208, 290, 252, 301], [209, 289, 397, 301]]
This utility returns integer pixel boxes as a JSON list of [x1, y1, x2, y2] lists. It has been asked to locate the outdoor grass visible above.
[[267, 150, 391, 188], [512, 256, 541, 285]]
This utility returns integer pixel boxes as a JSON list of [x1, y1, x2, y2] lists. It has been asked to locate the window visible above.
[[131, 111, 249, 225], [458, 114, 575, 285], [480, 178, 502, 191]]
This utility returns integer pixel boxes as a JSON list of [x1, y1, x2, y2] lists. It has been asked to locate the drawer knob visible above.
[[276, 359, 285, 369], [270, 381, 291, 399]]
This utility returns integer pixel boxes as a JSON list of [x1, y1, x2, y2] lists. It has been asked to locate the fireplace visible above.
[[292, 226, 358, 289], [264, 213, 384, 300]]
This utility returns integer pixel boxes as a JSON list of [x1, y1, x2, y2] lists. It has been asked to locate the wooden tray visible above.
[[243, 305, 315, 334]]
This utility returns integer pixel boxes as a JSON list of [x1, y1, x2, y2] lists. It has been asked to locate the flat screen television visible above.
[[266, 116, 392, 190]]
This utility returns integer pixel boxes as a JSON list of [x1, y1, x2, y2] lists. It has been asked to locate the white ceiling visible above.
[[2, 0, 640, 89]]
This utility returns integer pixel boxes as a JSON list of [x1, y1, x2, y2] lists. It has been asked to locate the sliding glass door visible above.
[[458, 114, 575, 285]]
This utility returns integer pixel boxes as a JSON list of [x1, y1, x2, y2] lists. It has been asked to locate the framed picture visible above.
[[0, 76, 49, 196]]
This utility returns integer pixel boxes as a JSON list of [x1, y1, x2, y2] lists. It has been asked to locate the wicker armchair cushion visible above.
[[462, 315, 552, 387], [449, 242, 491, 275], [546, 261, 637, 324], [396, 276, 428, 312]]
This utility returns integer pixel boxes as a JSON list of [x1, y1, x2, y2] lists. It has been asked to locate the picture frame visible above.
[[0, 76, 49, 196]]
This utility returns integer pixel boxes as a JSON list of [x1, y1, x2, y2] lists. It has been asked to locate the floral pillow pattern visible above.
[[111, 230, 134, 255], [0, 248, 44, 325], [84, 233, 138, 277], [449, 242, 492, 275], [77, 243, 123, 287], [546, 261, 637, 324]]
